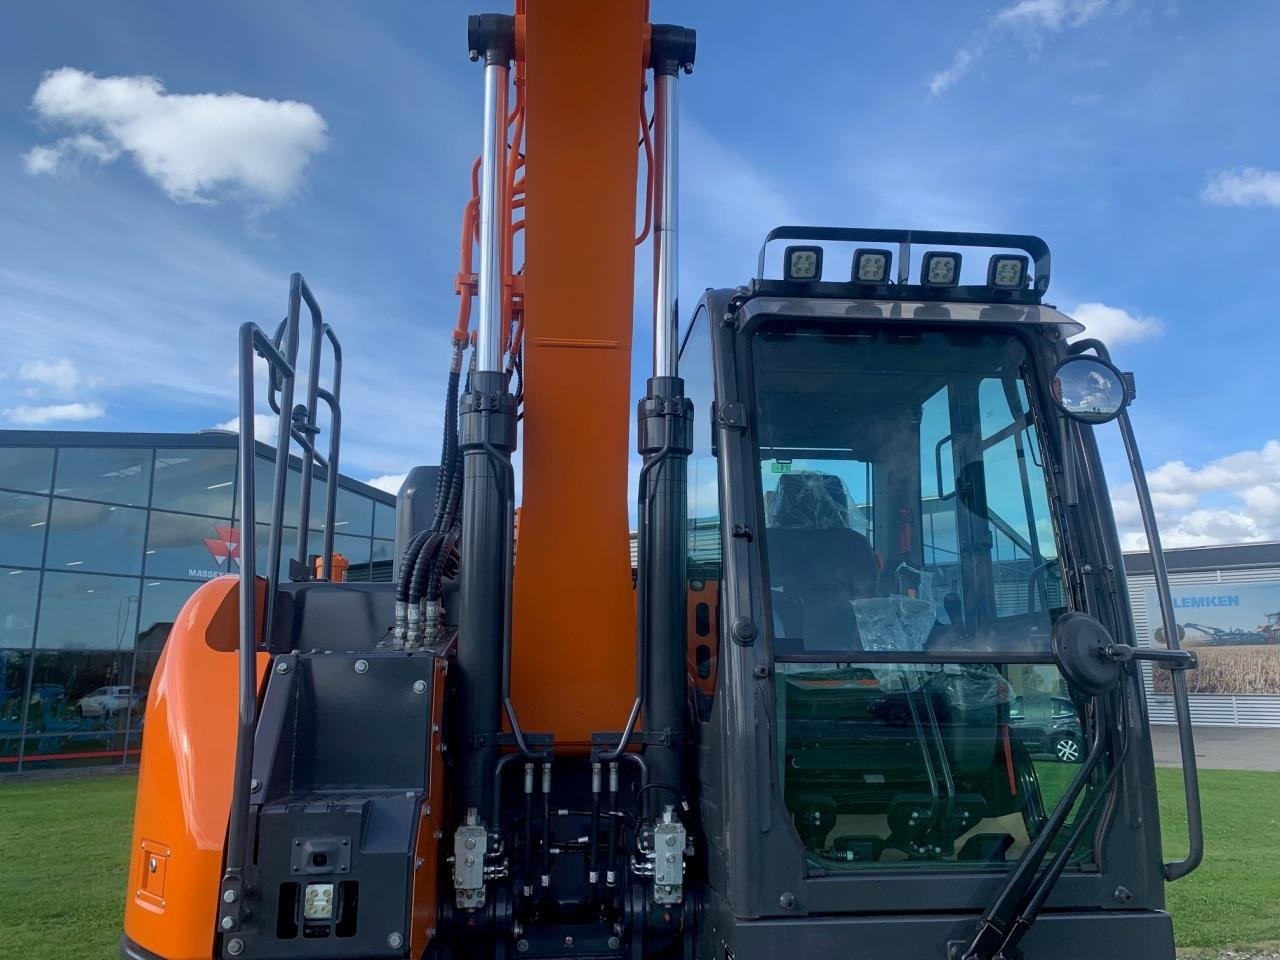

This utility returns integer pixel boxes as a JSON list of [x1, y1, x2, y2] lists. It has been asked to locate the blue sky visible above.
[[1, 0, 1278, 549]]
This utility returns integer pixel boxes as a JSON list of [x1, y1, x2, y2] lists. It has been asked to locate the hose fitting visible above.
[[392, 599, 408, 650], [406, 602, 422, 651], [424, 599, 442, 645]]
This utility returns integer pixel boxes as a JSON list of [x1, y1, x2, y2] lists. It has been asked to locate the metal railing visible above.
[[220, 272, 344, 927]]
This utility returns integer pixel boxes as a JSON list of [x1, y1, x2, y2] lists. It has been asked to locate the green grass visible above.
[[1158, 768, 1280, 951], [0, 772, 137, 959], [0, 768, 1275, 957]]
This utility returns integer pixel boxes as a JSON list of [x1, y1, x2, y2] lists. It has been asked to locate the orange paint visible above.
[[510, 0, 646, 747], [123, 576, 269, 960], [408, 657, 450, 957]]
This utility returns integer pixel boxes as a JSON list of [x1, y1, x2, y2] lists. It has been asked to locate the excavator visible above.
[[121, 3, 1207, 959]]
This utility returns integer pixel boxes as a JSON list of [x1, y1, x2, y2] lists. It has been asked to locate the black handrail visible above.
[[293, 286, 343, 578], [218, 273, 344, 935], [1069, 338, 1203, 880], [220, 317, 295, 924]]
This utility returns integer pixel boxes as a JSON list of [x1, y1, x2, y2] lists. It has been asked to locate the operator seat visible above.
[[766, 472, 878, 652]]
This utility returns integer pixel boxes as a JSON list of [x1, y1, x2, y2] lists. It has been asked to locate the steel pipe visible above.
[[652, 71, 680, 379], [476, 62, 509, 374]]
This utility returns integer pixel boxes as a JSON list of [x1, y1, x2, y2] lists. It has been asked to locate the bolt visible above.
[[149, 857, 158, 873], [220, 916, 235, 930], [387, 932, 404, 950], [665, 834, 677, 847], [249, 779, 261, 793], [564, 935, 575, 948], [354, 659, 369, 674], [223, 889, 237, 904], [413, 679, 427, 694], [226, 938, 244, 957], [465, 857, 475, 867], [1114, 885, 1134, 904], [275, 660, 291, 674], [753, 664, 769, 679], [516, 940, 530, 954], [779, 891, 797, 910], [665, 853, 676, 863], [608, 936, 621, 949], [465, 838, 476, 849]]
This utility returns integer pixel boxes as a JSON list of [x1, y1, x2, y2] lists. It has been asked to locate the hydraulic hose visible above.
[[425, 458, 465, 603], [396, 529, 431, 603], [600, 439, 675, 763]]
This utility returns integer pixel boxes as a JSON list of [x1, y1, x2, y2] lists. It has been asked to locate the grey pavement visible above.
[[1151, 724, 1280, 772]]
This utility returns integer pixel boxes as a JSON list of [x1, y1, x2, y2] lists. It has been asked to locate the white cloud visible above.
[[22, 132, 119, 175], [1068, 302, 1163, 345], [1201, 167, 1280, 209], [930, 48, 982, 97], [993, 0, 1110, 30], [24, 67, 327, 204], [2, 401, 105, 425], [1114, 440, 1280, 550], [364, 473, 407, 495], [18, 357, 82, 392], [213, 413, 279, 443], [930, 0, 1119, 96]]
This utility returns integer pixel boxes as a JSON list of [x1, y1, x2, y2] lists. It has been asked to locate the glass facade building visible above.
[[0, 430, 395, 774]]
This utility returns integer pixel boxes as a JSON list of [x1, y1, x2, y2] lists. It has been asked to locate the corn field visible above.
[[1151, 644, 1280, 696]]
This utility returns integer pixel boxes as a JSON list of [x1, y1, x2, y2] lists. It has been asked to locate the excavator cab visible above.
[[678, 227, 1205, 958]]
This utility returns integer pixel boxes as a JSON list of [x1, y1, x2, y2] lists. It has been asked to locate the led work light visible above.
[[921, 252, 961, 286], [784, 245, 823, 281], [987, 254, 1029, 289], [852, 248, 892, 284]]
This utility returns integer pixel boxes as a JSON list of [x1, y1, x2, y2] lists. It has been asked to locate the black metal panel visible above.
[[234, 650, 441, 960], [271, 582, 396, 655], [392, 465, 441, 580], [293, 653, 432, 793], [701, 887, 1176, 960], [249, 798, 415, 959]]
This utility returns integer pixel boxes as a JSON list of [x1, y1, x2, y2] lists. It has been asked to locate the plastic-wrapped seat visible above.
[[765, 472, 877, 651]]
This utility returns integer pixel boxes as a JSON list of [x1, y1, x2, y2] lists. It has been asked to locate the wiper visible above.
[[959, 692, 1125, 960]]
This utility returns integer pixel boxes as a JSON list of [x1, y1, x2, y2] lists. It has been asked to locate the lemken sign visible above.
[[1172, 595, 1241, 609], [1145, 581, 1280, 697]]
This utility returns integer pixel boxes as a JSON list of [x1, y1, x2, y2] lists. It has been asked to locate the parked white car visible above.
[[76, 686, 138, 718]]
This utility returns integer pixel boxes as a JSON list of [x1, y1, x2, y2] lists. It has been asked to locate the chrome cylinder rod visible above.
[[476, 61, 509, 374], [652, 71, 680, 379]]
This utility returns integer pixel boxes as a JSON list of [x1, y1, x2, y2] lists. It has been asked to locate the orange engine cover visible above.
[[123, 576, 268, 960]]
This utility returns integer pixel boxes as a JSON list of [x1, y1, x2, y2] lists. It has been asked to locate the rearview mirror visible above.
[[1050, 355, 1128, 424], [1052, 612, 1122, 696]]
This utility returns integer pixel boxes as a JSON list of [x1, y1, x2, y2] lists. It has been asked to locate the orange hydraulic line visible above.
[[503, 97, 525, 352], [635, 83, 654, 246]]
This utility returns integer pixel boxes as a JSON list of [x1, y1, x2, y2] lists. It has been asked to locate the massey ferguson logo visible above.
[[189, 525, 241, 579]]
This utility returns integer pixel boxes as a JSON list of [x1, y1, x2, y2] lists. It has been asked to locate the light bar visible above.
[[784, 245, 823, 281], [988, 254, 1028, 289], [921, 251, 961, 286], [852, 248, 892, 284]]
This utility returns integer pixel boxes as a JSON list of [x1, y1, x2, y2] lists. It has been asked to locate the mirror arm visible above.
[[1103, 643, 1197, 671]]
